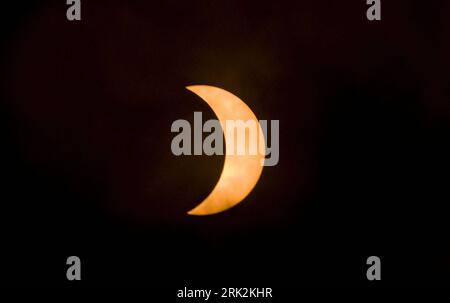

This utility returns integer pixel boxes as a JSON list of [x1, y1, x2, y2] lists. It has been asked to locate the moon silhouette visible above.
[[186, 85, 265, 215]]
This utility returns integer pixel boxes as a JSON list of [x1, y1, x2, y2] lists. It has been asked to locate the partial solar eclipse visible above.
[[186, 85, 265, 215]]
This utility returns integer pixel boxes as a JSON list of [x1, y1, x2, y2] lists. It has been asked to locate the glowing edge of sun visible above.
[[186, 85, 265, 216]]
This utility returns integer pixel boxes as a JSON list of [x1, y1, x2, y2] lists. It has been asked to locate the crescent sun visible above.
[[186, 85, 265, 216]]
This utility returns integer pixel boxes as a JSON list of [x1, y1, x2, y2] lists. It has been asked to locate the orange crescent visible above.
[[186, 85, 265, 215]]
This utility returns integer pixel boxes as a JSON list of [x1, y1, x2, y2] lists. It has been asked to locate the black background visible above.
[[1, 0, 449, 284]]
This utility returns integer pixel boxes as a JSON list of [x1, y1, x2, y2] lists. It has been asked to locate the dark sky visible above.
[[1, 0, 449, 284]]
